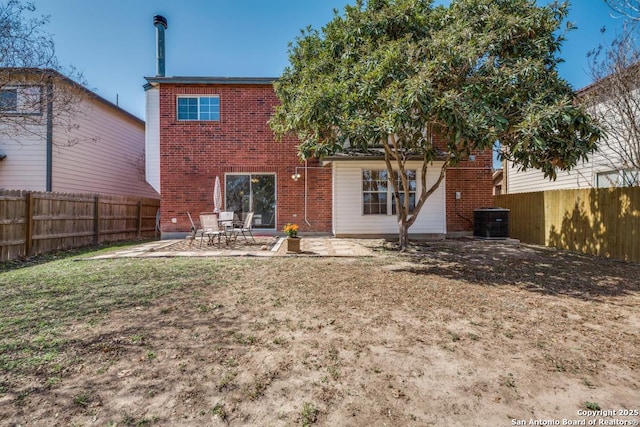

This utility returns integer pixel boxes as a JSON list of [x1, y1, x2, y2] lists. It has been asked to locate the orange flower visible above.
[[283, 223, 299, 238]]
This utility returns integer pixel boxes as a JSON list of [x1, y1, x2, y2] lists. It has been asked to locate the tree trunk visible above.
[[398, 220, 409, 251]]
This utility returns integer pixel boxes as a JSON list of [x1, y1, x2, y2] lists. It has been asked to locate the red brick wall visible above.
[[446, 150, 494, 233], [157, 83, 333, 234], [428, 130, 495, 233]]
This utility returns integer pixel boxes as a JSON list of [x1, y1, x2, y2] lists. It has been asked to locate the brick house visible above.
[[145, 16, 493, 239], [144, 77, 332, 238], [144, 76, 493, 238]]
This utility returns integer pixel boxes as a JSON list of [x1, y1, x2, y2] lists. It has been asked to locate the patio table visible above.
[[216, 212, 238, 245], [217, 218, 238, 245]]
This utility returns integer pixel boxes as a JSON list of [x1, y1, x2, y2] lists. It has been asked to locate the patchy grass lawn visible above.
[[0, 240, 638, 426]]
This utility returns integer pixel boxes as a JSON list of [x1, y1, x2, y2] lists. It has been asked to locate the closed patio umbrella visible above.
[[213, 176, 222, 213]]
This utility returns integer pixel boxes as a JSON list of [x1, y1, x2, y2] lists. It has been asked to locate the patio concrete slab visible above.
[[85, 236, 377, 259], [298, 237, 374, 256]]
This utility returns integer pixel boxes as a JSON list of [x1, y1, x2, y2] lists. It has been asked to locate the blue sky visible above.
[[29, 0, 626, 120]]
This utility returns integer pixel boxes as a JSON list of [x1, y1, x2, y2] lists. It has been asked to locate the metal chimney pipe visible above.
[[153, 15, 168, 77]]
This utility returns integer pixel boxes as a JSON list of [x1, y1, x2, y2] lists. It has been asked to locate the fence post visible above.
[[25, 191, 34, 256], [94, 195, 100, 244], [137, 201, 142, 238]]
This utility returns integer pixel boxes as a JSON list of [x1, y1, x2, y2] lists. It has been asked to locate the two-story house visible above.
[[146, 16, 493, 239]]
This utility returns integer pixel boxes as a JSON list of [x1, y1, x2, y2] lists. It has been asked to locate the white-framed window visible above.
[[177, 95, 220, 121], [362, 169, 416, 215], [596, 169, 639, 188], [363, 170, 388, 215]]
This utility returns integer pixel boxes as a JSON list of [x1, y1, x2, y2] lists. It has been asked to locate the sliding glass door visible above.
[[225, 174, 276, 229]]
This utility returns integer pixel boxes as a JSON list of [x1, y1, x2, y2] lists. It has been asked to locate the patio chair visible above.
[[187, 211, 203, 247], [233, 211, 256, 243], [218, 211, 234, 226], [199, 213, 224, 248], [218, 211, 236, 240]]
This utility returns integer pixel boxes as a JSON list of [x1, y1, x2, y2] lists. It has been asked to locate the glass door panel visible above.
[[252, 175, 275, 229], [225, 175, 250, 213], [225, 174, 276, 229]]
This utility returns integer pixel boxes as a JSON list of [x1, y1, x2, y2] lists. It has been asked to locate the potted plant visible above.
[[283, 223, 301, 253]]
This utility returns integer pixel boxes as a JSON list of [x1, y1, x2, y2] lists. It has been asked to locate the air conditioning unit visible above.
[[473, 208, 509, 239]]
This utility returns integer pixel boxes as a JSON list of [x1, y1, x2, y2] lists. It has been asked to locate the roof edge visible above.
[[575, 61, 640, 97], [0, 68, 144, 125], [144, 76, 278, 86]]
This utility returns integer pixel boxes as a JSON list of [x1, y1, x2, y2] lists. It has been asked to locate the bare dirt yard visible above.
[[1, 238, 638, 426]]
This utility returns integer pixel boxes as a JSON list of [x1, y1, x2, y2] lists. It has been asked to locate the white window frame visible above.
[[596, 169, 640, 188], [362, 169, 416, 216], [176, 95, 220, 121], [362, 170, 388, 215]]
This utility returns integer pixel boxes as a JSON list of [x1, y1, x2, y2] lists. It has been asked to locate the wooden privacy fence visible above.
[[494, 187, 640, 263], [0, 190, 160, 261]]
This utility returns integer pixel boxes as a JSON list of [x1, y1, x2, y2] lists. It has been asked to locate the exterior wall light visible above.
[[291, 173, 301, 181]]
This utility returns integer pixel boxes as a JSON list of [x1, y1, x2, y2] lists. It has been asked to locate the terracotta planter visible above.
[[286, 237, 301, 253]]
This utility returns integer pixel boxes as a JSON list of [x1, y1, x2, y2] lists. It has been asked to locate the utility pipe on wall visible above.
[[45, 80, 53, 192], [304, 161, 311, 226]]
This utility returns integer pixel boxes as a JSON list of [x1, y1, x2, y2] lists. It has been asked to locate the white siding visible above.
[[0, 125, 47, 191], [505, 143, 630, 193], [333, 160, 446, 235], [145, 88, 160, 193], [505, 160, 593, 194], [505, 86, 640, 193], [51, 97, 158, 198]]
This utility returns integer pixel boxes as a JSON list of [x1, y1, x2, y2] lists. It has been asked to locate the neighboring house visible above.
[[503, 150, 628, 194], [0, 68, 158, 199], [504, 71, 640, 194], [146, 16, 493, 238]]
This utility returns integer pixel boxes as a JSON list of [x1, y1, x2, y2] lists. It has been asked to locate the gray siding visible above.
[[505, 160, 592, 194]]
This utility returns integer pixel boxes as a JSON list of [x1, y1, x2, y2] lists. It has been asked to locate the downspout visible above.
[[45, 80, 53, 192], [304, 160, 311, 226], [294, 161, 326, 227]]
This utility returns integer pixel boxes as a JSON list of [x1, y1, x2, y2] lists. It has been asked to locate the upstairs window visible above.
[[0, 86, 42, 114], [177, 96, 220, 121], [0, 89, 17, 112]]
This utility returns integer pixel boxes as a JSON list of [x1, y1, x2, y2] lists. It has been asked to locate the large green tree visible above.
[[270, 0, 601, 249]]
